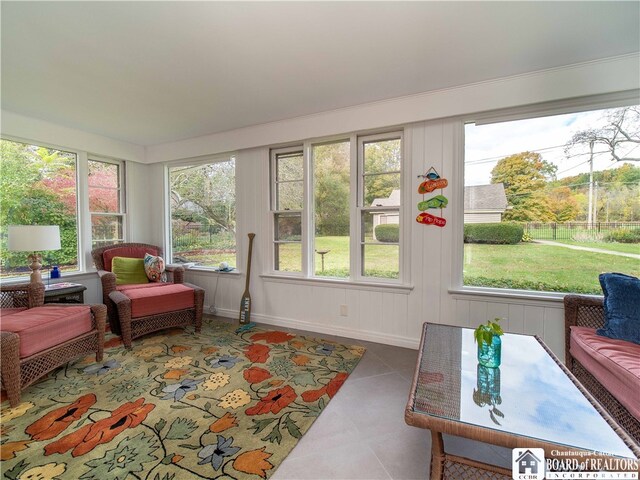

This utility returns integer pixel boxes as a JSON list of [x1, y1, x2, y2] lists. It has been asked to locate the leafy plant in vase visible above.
[[474, 318, 504, 368]]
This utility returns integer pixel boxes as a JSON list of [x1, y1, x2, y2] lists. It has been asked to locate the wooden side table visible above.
[[44, 283, 87, 304]]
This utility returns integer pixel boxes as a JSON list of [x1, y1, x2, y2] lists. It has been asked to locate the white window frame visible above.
[[0, 136, 131, 278], [268, 130, 407, 286], [88, 156, 127, 249], [451, 90, 639, 300], [165, 154, 237, 271], [270, 145, 305, 276], [356, 131, 404, 284]]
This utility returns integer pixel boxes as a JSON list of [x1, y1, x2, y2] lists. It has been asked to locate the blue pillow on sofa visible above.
[[596, 273, 640, 345]]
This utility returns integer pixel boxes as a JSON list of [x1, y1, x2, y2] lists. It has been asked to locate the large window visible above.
[[89, 158, 125, 249], [359, 134, 402, 279], [168, 158, 236, 268], [0, 139, 79, 277], [464, 104, 639, 294], [272, 148, 303, 273], [313, 141, 350, 277], [270, 131, 403, 282]]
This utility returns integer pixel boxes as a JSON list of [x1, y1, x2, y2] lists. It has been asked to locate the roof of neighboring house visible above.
[[464, 183, 508, 211], [371, 189, 400, 207]]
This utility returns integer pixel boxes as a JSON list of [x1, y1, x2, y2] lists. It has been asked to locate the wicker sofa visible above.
[[564, 294, 640, 443]]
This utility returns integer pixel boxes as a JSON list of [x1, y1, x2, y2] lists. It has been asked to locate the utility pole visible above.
[[587, 141, 594, 228], [593, 181, 598, 225]]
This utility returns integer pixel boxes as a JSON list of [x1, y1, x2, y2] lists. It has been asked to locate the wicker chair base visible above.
[[20, 331, 102, 388], [124, 308, 201, 348], [572, 360, 640, 443]]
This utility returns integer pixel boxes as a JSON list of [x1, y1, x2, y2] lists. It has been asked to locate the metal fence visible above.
[[524, 222, 640, 241], [171, 223, 238, 253]]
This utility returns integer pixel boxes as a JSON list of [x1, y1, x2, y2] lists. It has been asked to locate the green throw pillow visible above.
[[112, 257, 149, 285]]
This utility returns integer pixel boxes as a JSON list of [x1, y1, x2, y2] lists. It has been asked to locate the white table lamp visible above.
[[7, 225, 62, 284]]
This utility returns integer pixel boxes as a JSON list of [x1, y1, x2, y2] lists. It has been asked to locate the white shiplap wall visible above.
[[184, 119, 567, 359]]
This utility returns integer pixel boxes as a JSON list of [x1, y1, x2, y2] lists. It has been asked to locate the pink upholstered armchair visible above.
[[91, 243, 204, 348]]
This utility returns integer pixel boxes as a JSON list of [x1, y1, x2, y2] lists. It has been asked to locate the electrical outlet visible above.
[[339, 304, 348, 316]]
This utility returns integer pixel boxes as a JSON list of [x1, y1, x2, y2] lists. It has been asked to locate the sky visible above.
[[464, 107, 639, 187]]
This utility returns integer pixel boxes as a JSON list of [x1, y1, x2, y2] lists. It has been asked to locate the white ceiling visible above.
[[2, 1, 639, 146]]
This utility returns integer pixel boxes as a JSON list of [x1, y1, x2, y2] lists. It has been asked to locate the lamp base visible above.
[[28, 252, 43, 284]]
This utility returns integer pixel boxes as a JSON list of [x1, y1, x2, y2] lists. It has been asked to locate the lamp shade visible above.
[[7, 225, 61, 252]]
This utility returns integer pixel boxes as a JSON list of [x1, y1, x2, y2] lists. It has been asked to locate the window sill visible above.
[[184, 267, 242, 277], [448, 286, 597, 305], [0, 270, 99, 285], [261, 274, 413, 294]]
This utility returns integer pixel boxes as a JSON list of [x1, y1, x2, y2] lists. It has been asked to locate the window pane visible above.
[[364, 138, 401, 174], [362, 244, 399, 279], [169, 159, 236, 268], [275, 242, 302, 272], [464, 105, 640, 294], [91, 215, 123, 248], [364, 172, 400, 207], [362, 210, 399, 243], [0, 140, 79, 277], [88, 161, 118, 188], [313, 141, 350, 278], [275, 213, 301, 241], [89, 187, 119, 213], [277, 181, 303, 210], [277, 152, 303, 181]]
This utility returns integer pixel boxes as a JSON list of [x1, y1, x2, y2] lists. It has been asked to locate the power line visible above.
[[465, 144, 565, 165], [466, 146, 615, 166]]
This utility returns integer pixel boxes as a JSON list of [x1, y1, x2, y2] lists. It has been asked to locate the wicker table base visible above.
[[430, 431, 511, 480]]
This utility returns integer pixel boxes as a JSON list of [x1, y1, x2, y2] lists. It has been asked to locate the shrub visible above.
[[604, 229, 640, 244], [464, 223, 523, 245], [375, 224, 399, 243]]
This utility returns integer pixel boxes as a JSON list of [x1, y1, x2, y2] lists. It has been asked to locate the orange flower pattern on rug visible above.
[[301, 373, 349, 402], [245, 386, 297, 415], [243, 367, 272, 384], [0, 321, 364, 479], [244, 343, 270, 363], [26, 394, 96, 441], [44, 398, 155, 457]]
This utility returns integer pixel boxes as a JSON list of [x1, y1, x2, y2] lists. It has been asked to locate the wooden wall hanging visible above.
[[416, 167, 448, 227]]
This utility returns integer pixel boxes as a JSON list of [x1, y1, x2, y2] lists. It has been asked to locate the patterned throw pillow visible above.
[[144, 253, 165, 282]]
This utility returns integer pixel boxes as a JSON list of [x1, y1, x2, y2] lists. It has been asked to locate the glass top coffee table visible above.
[[405, 323, 639, 479]]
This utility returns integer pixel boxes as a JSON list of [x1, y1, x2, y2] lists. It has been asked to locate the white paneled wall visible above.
[[180, 119, 567, 359]]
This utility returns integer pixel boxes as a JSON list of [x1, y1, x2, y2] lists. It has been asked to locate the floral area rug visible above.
[[0, 319, 365, 479]]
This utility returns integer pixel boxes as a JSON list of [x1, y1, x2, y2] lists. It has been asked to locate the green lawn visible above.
[[464, 243, 639, 294], [551, 240, 640, 255], [175, 235, 638, 293], [278, 236, 399, 279]]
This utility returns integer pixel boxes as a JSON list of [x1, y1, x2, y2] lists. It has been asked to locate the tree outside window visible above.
[[169, 159, 236, 268], [0, 139, 79, 277]]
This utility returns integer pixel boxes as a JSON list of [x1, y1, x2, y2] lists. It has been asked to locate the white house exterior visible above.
[[464, 184, 509, 223], [371, 189, 400, 233]]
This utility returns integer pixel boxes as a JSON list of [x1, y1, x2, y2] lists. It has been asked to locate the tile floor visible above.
[[259, 323, 513, 480]]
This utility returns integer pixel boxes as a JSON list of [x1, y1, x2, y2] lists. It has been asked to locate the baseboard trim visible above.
[[209, 306, 419, 350]]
